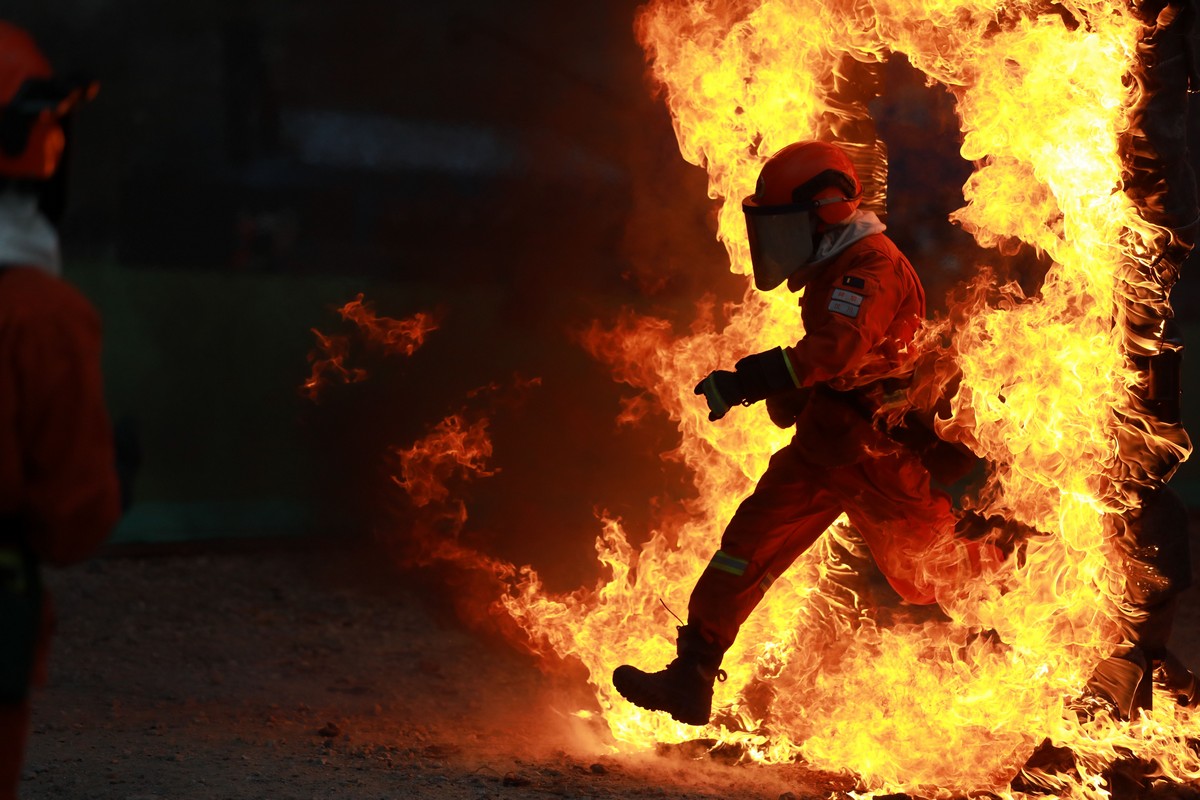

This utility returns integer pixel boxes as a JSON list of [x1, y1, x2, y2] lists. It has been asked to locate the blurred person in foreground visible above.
[[613, 140, 1002, 726], [0, 21, 119, 799]]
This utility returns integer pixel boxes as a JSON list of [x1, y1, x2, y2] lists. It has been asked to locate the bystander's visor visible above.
[[743, 198, 818, 291]]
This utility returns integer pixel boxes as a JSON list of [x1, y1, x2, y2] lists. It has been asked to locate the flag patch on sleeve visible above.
[[842, 275, 866, 289]]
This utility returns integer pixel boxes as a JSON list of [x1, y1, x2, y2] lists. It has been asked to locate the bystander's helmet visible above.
[[0, 21, 95, 181]]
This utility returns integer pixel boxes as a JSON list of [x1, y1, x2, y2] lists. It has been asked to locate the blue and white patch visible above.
[[829, 288, 864, 318]]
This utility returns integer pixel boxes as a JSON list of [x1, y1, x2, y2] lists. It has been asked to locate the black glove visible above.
[[694, 347, 799, 422], [765, 389, 810, 429], [694, 370, 744, 421]]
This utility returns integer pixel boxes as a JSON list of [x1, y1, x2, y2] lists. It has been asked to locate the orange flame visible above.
[[302, 327, 367, 401], [338, 294, 439, 357], [392, 414, 497, 508], [302, 294, 439, 401]]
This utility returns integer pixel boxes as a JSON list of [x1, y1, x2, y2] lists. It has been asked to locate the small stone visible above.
[[422, 743, 461, 759], [589, 763, 608, 775], [502, 772, 532, 787], [317, 722, 340, 738]]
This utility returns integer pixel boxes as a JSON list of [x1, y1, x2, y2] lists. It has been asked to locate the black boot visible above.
[[1072, 647, 1152, 721], [1155, 649, 1200, 707], [612, 625, 726, 726]]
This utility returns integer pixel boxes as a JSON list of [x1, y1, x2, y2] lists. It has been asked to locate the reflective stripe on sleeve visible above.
[[708, 549, 750, 577], [700, 376, 731, 418], [759, 572, 777, 593], [780, 348, 801, 388]]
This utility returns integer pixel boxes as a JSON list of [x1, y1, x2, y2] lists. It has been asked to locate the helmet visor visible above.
[[743, 197, 816, 291]]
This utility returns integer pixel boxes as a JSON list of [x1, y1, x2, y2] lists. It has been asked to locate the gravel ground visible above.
[[19, 541, 846, 800], [16, 535, 1200, 800]]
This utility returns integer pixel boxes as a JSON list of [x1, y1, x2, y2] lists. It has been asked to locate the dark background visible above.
[[8, 2, 1200, 590]]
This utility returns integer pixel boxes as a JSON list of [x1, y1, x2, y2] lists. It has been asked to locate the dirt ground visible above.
[[16, 534, 1200, 800], [19, 539, 851, 800]]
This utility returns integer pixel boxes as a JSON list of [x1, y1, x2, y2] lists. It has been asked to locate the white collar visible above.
[[810, 210, 886, 267], [0, 189, 60, 276]]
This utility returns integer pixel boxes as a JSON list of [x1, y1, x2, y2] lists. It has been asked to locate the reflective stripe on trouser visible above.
[[686, 443, 965, 652], [707, 550, 750, 577]]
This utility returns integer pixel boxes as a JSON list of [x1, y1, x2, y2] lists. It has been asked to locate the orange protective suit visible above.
[[0, 264, 120, 800], [688, 232, 991, 651]]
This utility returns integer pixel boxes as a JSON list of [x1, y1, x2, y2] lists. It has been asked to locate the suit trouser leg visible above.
[[843, 451, 999, 606], [0, 699, 29, 800], [1, 596, 52, 800], [687, 446, 843, 651]]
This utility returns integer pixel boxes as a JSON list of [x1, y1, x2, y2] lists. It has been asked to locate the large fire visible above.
[[507, 0, 1200, 792], [312, 0, 1200, 796]]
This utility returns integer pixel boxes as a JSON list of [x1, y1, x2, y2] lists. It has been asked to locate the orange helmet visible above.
[[0, 22, 94, 181], [742, 141, 863, 291], [750, 141, 861, 224]]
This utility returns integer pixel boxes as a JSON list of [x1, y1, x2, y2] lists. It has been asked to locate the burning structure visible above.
[[309, 0, 1200, 796]]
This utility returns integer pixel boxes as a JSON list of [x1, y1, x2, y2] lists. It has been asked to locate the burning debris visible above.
[[307, 0, 1200, 796]]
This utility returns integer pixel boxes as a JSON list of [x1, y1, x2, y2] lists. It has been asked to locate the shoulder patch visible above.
[[830, 288, 864, 306], [842, 275, 866, 290], [828, 298, 861, 318]]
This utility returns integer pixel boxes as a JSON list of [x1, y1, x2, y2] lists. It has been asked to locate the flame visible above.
[[392, 414, 497, 508], [302, 327, 367, 401], [302, 294, 439, 401], [469, 0, 1200, 796], [381, 375, 542, 572], [313, 1, 1200, 795], [337, 294, 439, 357]]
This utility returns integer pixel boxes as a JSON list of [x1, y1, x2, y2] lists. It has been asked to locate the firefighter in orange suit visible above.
[[0, 22, 118, 799], [614, 140, 998, 726]]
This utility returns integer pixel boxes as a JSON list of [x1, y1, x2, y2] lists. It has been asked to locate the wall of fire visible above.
[[9, 1, 1200, 553]]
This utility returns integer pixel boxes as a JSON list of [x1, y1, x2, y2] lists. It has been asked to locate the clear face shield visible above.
[[742, 198, 818, 291]]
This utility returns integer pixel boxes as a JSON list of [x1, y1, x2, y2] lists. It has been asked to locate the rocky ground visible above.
[[16, 534, 1200, 800]]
